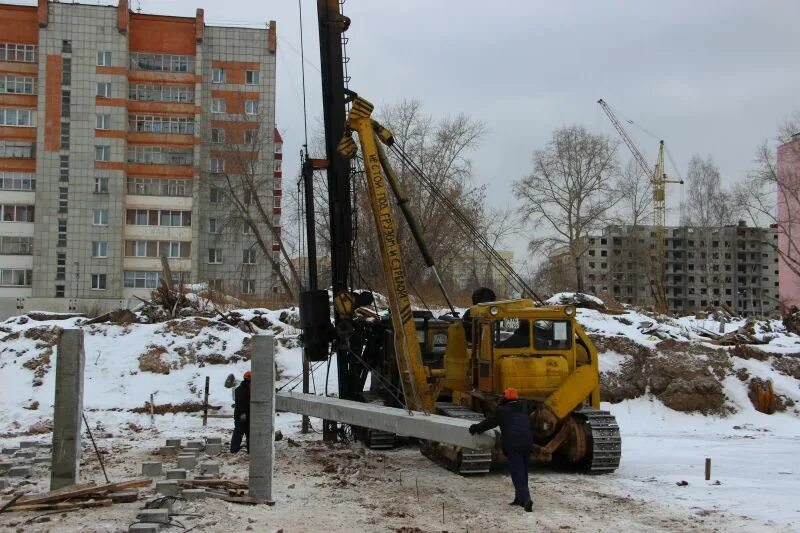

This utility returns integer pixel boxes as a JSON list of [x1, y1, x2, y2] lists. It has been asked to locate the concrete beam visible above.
[[249, 335, 275, 502], [275, 393, 495, 450], [50, 329, 85, 490]]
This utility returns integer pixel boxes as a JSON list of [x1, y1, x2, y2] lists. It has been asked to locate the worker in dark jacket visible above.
[[469, 388, 534, 511], [230, 371, 251, 453]]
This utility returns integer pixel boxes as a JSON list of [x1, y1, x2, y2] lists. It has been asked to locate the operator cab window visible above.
[[493, 319, 530, 349], [533, 320, 572, 350]]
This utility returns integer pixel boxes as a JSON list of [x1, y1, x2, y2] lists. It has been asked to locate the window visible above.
[[208, 248, 223, 264], [60, 122, 70, 149], [243, 248, 257, 264], [241, 279, 256, 294], [274, 160, 282, 172], [125, 209, 191, 227], [245, 100, 258, 115], [275, 141, 282, 154], [246, 70, 260, 84], [210, 158, 224, 173], [124, 271, 160, 289], [212, 67, 226, 83], [127, 146, 193, 165], [96, 114, 111, 130], [129, 53, 194, 73], [58, 187, 68, 213], [0, 269, 32, 287], [210, 186, 223, 204], [97, 51, 112, 66], [126, 177, 191, 197], [57, 219, 67, 246], [91, 274, 107, 290], [211, 128, 225, 143], [212, 99, 226, 113], [93, 209, 109, 226], [273, 195, 282, 209], [242, 222, 253, 235], [0, 236, 33, 255], [129, 84, 194, 103], [208, 217, 221, 234], [128, 115, 195, 134], [94, 177, 109, 194], [0, 44, 37, 63], [0, 205, 34, 222], [163, 241, 190, 258], [92, 241, 108, 258], [0, 141, 35, 158], [61, 89, 70, 118], [245, 129, 257, 144], [0, 108, 35, 127], [95, 145, 111, 161], [96, 82, 111, 98], [0, 76, 36, 95]]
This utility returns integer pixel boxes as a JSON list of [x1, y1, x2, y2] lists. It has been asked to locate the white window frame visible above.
[[90, 273, 107, 290], [211, 128, 225, 143], [212, 67, 226, 84], [243, 248, 257, 264], [93, 208, 109, 226], [208, 217, 221, 234], [95, 145, 111, 161], [211, 99, 226, 114], [97, 51, 112, 66], [91, 241, 108, 258], [210, 158, 224, 174], [96, 114, 111, 130], [241, 279, 256, 294], [245, 100, 258, 115], [96, 82, 112, 98], [208, 248, 223, 264], [94, 177, 110, 194], [209, 186, 223, 204], [0, 108, 35, 127], [245, 70, 259, 85]]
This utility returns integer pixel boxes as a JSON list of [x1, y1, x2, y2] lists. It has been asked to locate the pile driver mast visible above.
[[597, 99, 682, 313]]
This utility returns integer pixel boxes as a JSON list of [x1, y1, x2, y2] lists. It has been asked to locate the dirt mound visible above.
[[138, 345, 170, 374]]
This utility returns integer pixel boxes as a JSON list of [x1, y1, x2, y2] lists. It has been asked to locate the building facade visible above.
[[579, 223, 780, 316], [776, 135, 800, 310], [0, 1, 281, 317]]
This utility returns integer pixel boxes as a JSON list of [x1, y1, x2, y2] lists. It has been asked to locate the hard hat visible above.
[[243, 371, 252, 381], [503, 388, 518, 401]]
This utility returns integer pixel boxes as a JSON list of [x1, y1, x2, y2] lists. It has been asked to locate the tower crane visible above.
[[597, 99, 683, 314]]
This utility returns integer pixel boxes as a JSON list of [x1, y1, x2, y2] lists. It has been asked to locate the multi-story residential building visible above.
[[0, 1, 281, 318], [450, 249, 515, 298], [579, 223, 780, 316], [776, 134, 800, 311]]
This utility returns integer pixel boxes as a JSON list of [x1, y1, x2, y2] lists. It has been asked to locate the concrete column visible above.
[[249, 335, 275, 502], [50, 329, 85, 490]]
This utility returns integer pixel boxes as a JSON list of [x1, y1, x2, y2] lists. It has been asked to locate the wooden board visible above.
[[5, 498, 113, 513], [6, 479, 151, 508]]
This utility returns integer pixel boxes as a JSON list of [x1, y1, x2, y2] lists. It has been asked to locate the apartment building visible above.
[[579, 223, 780, 316], [0, 1, 281, 318]]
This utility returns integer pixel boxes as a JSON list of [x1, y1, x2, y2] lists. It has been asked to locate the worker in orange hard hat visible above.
[[469, 388, 534, 512], [230, 370, 251, 453]]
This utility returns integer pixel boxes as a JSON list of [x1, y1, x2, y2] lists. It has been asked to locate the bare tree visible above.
[[733, 114, 800, 286], [614, 158, 652, 226], [211, 103, 301, 299], [513, 125, 620, 291], [682, 154, 737, 227]]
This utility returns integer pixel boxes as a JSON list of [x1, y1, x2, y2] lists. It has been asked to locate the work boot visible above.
[[524, 500, 533, 512], [509, 499, 520, 506]]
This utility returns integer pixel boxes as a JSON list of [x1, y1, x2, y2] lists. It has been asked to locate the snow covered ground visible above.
[[1, 298, 799, 530]]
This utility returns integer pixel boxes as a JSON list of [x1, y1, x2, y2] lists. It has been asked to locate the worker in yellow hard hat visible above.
[[469, 388, 534, 511]]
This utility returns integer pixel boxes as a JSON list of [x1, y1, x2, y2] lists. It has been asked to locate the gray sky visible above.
[[12, 0, 800, 258]]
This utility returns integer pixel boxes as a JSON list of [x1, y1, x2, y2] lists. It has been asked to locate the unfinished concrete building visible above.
[[581, 223, 780, 316]]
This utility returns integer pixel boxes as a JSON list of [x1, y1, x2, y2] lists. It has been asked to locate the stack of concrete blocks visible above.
[[130, 505, 172, 532], [0, 440, 52, 488]]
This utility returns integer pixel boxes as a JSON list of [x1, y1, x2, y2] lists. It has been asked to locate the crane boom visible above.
[[597, 99, 653, 178]]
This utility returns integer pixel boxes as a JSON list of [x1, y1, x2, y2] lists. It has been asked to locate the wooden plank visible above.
[[9, 479, 151, 507], [178, 479, 247, 489], [5, 498, 113, 513]]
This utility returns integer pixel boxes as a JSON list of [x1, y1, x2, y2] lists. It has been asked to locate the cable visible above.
[[297, 0, 309, 149]]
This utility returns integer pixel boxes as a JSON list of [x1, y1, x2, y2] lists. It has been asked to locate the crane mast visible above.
[[597, 99, 681, 313]]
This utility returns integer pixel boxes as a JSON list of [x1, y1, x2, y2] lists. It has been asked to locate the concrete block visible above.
[[37, 443, 52, 450], [165, 439, 181, 448], [14, 451, 36, 460], [0, 461, 12, 473], [19, 441, 39, 449], [176, 456, 196, 470], [158, 446, 177, 456], [150, 496, 174, 514], [205, 437, 222, 445], [141, 462, 163, 477], [34, 457, 51, 464], [165, 469, 187, 480], [1, 448, 18, 455], [204, 443, 222, 455], [194, 474, 214, 481], [185, 440, 204, 450], [182, 447, 200, 456], [198, 462, 219, 476], [9, 466, 32, 477], [0, 479, 7, 489], [128, 524, 160, 533], [155, 480, 179, 496], [182, 488, 206, 501], [136, 509, 169, 523]]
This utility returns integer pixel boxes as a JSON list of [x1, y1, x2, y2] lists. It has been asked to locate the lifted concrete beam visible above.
[[276, 392, 495, 450]]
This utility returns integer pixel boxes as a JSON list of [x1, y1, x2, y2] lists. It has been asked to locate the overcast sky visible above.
[[12, 0, 800, 258]]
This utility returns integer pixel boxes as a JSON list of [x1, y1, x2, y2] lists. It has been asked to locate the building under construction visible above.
[[577, 222, 780, 317]]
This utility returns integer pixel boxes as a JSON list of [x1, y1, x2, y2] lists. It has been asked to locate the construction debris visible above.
[[0, 479, 151, 512]]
